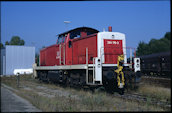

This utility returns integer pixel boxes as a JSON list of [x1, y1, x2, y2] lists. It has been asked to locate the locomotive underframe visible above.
[[33, 64, 119, 85], [33, 63, 140, 93]]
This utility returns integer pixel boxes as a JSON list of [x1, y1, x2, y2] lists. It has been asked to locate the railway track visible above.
[[141, 76, 171, 88], [112, 92, 171, 110], [142, 76, 171, 80]]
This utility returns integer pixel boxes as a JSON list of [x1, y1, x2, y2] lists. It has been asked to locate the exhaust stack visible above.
[[108, 26, 112, 32]]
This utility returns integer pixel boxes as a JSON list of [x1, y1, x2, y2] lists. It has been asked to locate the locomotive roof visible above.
[[139, 51, 170, 59], [58, 27, 99, 36]]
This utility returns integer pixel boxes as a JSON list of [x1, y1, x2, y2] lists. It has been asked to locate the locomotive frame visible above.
[[33, 26, 141, 94]]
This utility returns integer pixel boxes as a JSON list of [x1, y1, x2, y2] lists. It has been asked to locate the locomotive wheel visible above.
[[66, 76, 71, 87], [118, 88, 124, 95], [47, 78, 51, 84], [103, 70, 117, 93]]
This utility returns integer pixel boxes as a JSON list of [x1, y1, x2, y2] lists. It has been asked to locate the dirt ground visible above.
[[1, 84, 41, 112]]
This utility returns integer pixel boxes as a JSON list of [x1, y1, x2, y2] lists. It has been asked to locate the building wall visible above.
[[0, 49, 5, 75], [5, 45, 35, 75]]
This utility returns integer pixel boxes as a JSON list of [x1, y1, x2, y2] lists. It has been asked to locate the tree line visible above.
[[136, 32, 171, 56], [0, 36, 25, 49]]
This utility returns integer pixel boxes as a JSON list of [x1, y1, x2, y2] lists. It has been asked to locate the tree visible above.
[[0, 43, 4, 49], [35, 53, 40, 66], [136, 32, 171, 56], [164, 32, 171, 40], [148, 38, 159, 53], [5, 41, 9, 45], [9, 36, 25, 45], [136, 41, 149, 56]]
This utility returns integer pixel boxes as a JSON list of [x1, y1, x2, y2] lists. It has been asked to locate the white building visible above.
[[0, 45, 35, 76]]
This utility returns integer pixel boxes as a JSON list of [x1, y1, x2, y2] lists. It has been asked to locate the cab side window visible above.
[[70, 30, 81, 39], [62, 36, 65, 43], [57, 36, 63, 44]]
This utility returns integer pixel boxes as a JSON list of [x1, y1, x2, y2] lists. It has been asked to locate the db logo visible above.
[[107, 41, 119, 45]]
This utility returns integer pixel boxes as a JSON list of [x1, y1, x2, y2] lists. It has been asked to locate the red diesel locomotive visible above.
[[33, 26, 141, 94]]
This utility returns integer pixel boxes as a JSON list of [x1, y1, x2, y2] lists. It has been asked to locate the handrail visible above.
[[86, 48, 88, 84], [93, 57, 95, 84], [63, 44, 65, 65], [59, 44, 61, 65]]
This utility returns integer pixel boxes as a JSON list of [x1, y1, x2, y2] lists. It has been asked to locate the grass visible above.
[[14, 87, 165, 112], [14, 89, 80, 112], [137, 84, 171, 103], [1, 74, 170, 111]]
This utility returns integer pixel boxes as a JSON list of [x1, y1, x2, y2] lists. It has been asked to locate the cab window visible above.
[[57, 35, 63, 44], [62, 36, 65, 43], [70, 30, 81, 39]]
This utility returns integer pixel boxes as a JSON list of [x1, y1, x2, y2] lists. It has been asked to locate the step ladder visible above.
[[85, 48, 102, 85]]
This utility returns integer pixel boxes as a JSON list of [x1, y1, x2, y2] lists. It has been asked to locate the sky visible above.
[[1, 1, 171, 53]]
